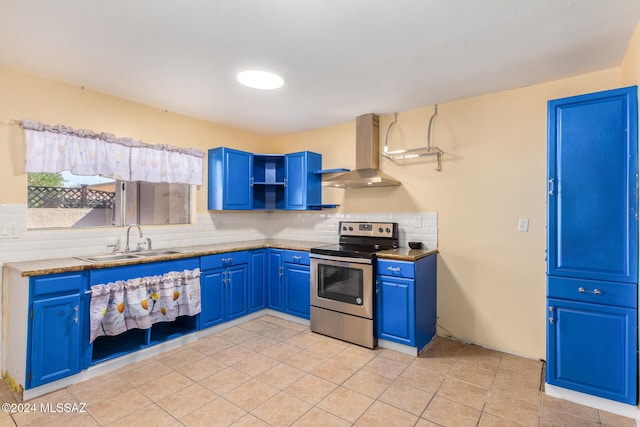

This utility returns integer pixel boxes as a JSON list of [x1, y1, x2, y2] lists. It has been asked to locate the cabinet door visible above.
[[376, 275, 415, 346], [226, 264, 248, 321], [285, 152, 321, 210], [200, 269, 225, 329], [224, 149, 253, 210], [284, 263, 310, 319], [547, 87, 638, 283], [248, 250, 266, 312], [547, 298, 637, 404], [30, 294, 81, 387], [268, 250, 284, 310], [208, 148, 253, 210]]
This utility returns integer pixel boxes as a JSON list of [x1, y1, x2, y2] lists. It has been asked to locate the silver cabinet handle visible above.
[[387, 267, 401, 272], [548, 178, 554, 195], [279, 266, 283, 277], [548, 306, 554, 324], [73, 305, 79, 324], [578, 287, 602, 295]]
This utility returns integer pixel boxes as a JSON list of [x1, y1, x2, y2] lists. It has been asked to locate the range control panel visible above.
[[339, 221, 398, 238]]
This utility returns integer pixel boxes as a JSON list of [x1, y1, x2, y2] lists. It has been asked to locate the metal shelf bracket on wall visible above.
[[382, 105, 444, 171]]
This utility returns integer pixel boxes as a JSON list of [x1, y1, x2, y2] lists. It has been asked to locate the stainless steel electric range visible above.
[[309, 221, 399, 348]]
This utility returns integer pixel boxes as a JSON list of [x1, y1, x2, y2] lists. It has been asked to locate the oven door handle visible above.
[[310, 253, 373, 265]]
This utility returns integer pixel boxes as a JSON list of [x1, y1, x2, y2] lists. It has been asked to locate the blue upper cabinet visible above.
[[285, 151, 322, 210], [547, 86, 638, 283], [208, 148, 326, 211], [208, 147, 253, 210]]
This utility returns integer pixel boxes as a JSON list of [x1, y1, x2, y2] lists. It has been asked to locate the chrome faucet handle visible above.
[[146, 237, 152, 251], [107, 244, 119, 254]]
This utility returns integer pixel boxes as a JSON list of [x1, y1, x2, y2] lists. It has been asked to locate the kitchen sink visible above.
[[75, 249, 190, 263], [75, 253, 143, 263], [134, 250, 186, 257]]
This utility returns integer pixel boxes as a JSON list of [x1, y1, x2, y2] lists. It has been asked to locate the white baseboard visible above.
[[545, 383, 640, 422]]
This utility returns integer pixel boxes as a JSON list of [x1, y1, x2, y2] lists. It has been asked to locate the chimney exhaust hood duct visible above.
[[324, 113, 401, 189]]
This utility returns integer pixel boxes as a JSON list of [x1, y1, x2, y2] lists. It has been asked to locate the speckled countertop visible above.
[[376, 247, 439, 261], [4, 239, 438, 277]]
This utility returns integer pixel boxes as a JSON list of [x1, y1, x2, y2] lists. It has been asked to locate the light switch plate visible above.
[[518, 218, 529, 232]]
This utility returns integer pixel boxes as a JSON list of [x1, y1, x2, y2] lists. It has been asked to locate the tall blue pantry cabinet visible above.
[[546, 86, 638, 405]]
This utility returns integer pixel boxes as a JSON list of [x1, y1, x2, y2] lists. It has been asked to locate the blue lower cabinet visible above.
[[248, 250, 267, 313], [375, 255, 437, 352], [268, 249, 310, 319], [28, 272, 87, 388], [30, 294, 81, 388], [200, 269, 225, 328], [546, 298, 637, 404], [376, 275, 415, 346], [199, 252, 248, 329], [226, 265, 248, 321], [268, 250, 284, 310], [284, 262, 310, 319]]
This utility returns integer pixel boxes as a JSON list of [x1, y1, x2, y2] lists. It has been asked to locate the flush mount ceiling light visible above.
[[237, 69, 284, 90]]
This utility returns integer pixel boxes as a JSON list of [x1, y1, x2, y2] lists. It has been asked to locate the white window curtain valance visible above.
[[23, 119, 204, 185]]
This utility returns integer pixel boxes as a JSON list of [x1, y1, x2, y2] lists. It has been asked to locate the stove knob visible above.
[[342, 226, 347, 231], [348, 226, 353, 231], [378, 227, 384, 233], [386, 227, 391, 233]]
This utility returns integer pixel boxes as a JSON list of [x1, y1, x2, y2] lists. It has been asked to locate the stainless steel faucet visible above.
[[125, 224, 143, 252]]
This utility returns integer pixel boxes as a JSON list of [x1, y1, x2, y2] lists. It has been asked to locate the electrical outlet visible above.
[[0, 223, 19, 239], [518, 218, 529, 232]]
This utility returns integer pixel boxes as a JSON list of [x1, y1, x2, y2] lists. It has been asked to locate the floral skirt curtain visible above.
[[89, 269, 201, 343]]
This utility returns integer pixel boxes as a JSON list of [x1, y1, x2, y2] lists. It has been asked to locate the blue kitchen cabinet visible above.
[[268, 249, 284, 310], [208, 147, 328, 211], [28, 271, 87, 388], [547, 298, 637, 404], [283, 253, 311, 319], [226, 264, 248, 320], [248, 250, 267, 312], [200, 251, 248, 328], [268, 249, 310, 319], [376, 255, 437, 352], [200, 269, 225, 328], [547, 86, 638, 283], [253, 155, 286, 210], [208, 147, 253, 210], [285, 151, 322, 210], [546, 86, 638, 404], [376, 275, 415, 346]]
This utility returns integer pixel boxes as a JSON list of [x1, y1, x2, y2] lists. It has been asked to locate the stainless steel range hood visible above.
[[324, 113, 401, 188]]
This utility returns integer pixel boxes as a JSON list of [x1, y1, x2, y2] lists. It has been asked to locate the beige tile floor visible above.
[[0, 315, 635, 426]]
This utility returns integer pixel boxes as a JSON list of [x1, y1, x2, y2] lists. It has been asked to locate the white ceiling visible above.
[[1, 1, 639, 136]]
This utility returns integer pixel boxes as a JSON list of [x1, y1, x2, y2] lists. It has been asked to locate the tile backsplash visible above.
[[0, 204, 437, 264]]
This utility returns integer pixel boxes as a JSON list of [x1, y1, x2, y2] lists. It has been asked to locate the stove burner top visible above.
[[310, 243, 382, 259], [310, 221, 399, 259]]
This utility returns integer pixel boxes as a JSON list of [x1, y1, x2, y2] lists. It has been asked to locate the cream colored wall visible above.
[[622, 22, 640, 86], [0, 66, 268, 213], [271, 68, 622, 358]]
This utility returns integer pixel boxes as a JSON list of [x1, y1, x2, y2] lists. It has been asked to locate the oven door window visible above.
[[317, 264, 364, 305]]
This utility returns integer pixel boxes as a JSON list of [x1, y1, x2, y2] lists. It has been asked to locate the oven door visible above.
[[310, 253, 373, 319]]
